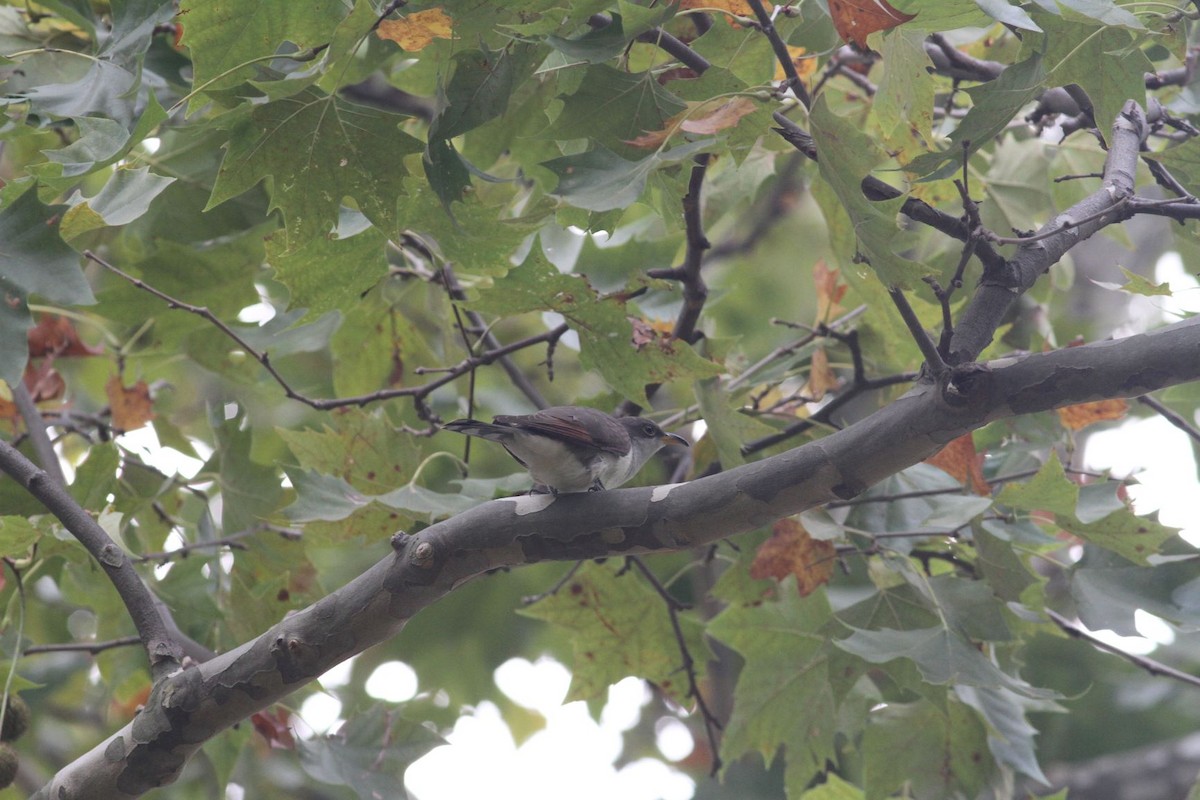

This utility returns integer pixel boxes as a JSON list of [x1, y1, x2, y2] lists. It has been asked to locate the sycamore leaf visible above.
[[750, 518, 837, 596], [827, 0, 915, 49], [519, 561, 707, 705], [543, 140, 713, 212], [209, 88, 423, 248], [809, 96, 931, 287], [862, 700, 993, 799], [0, 186, 94, 386], [106, 376, 155, 432], [375, 8, 453, 51], [180, 0, 349, 95], [470, 248, 721, 406], [709, 587, 842, 791], [61, 166, 176, 240], [925, 433, 989, 495], [542, 65, 686, 147], [1056, 397, 1128, 430]]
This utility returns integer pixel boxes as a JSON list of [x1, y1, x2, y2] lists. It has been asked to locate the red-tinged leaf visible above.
[[814, 259, 847, 323], [27, 314, 103, 357], [827, 0, 915, 49], [750, 518, 836, 596], [926, 434, 989, 495], [252, 708, 296, 749]]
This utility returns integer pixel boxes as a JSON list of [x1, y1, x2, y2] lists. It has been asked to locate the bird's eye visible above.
[[642, 423, 657, 436]]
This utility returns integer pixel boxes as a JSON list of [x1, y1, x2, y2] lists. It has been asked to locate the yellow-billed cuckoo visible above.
[[443, 406, 689, 494]]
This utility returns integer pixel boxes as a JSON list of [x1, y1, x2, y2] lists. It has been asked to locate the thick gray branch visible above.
[[948, 102, 1147, 363], [35, 315, 1200, 799]]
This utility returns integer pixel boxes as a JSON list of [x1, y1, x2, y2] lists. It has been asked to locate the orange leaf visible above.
[[106, 376, 155, 432], [805, 346, 840, 400], [813, 259, 847, 323], [28, 314, 103, 357], [827, 0, 915, 49], [376, 8, 453, 51], [773, 45, 819, 81], [925, 434, 988, 495], [1057, 398, 1129, 431], [679, 0, 771, 20], [681, 97, 759, 134], [750, 518, 836, 596]]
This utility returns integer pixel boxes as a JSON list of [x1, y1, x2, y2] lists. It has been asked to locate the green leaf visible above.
[[836, 626, 1053, 697], [298, 706, 443, 800], [1040, 16, 1150, 140], [1071, 557, 1200, 635], [975, 525, 1038, 602], [284, 469, 370, 522], [423, 137, 472, 210], [800, 773, 864, 800], [956, 684, 1057, 783], [708, 586, 839, 792], [179, 0, 349, 96], [809, 96, 931, 288], [1116, 266, 1172, 297], [61, 166, 175, 239], [863, 700, 994, 800], [266, 222, 389, 321], [995, 451, 1078, 516], [520, 561, 707, 705], [974, 0, 1043, 32], [0, 516, 40, 555], [541, 64, 685, 147], [208, 88, 424, 248], [470, 247, 721, 406], [907, 53, 1046, 179], [542, 139, 713, 213], [429, 45, 529, 141], [209, 411, 282, 534], [0, 185, 94, 385]]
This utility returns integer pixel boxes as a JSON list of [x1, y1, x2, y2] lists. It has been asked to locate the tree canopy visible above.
[[1, 0, 1200, 798]]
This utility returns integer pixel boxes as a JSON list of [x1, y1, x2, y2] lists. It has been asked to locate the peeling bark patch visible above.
[[501, 494, 555, 515], [104, 736, 127, 762], [650, 483, 684, 501]]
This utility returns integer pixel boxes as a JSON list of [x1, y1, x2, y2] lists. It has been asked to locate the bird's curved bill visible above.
[[662, 433, 689, 447]]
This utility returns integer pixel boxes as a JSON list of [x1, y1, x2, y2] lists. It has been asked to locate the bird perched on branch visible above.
[[443, 405, 689, 494]]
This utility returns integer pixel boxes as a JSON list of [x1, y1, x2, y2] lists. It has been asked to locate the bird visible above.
[[443, 405, 689, 494]]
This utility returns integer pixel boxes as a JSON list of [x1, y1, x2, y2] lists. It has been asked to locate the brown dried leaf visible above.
[[827, 0, 915, 49], [28, 314, 103, 357], [681, 97, 759, 134], [106, 376, 155, 431], [750, 518, 836, 596], [814, 259, 847, 323], [376, 8, 453, 52], [1058, 398, 1129, 431], [925, 434, 988, 495], [805, 346, 840, 401]]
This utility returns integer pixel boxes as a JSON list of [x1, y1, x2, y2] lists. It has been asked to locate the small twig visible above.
[[625, 557, 723, 775], [1047, 609, 1200, 691], [1138, 395, 1200, 444], [24, 636, 143, 656], [741, 371, 917, 454], [744, 0, 811, 109], [887, 287, 947, 375], [522, 561, 585, 605], [86, 250, 563, 416]]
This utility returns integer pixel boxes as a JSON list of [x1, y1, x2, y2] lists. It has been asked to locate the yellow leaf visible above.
[[376, 8, 453, 52]]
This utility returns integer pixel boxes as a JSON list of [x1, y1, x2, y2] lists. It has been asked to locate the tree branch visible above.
[[36, 314, 1200, 798], [947, 101, 1147, 364], [0, 441, 183, 679]]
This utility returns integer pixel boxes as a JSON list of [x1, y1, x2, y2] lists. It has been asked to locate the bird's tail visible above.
[[442, 419, 507, 441]]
